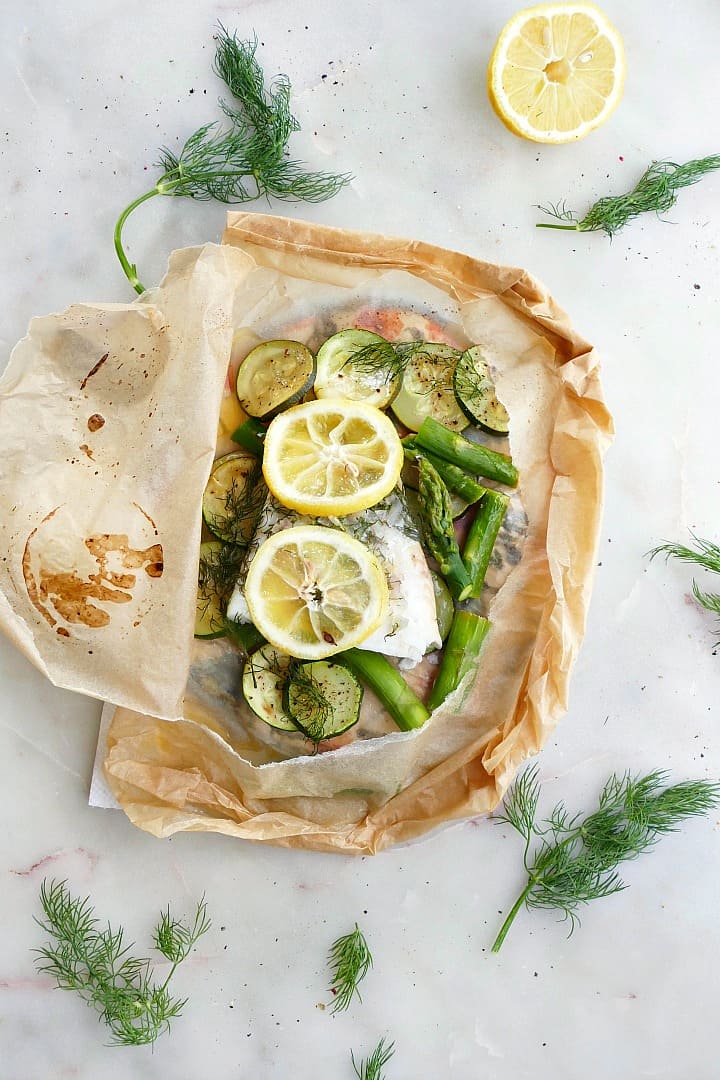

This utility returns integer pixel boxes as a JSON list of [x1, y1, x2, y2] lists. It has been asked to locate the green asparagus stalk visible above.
[[231, 417, 266, 456], [415, 417, 519, 488], [462, 490, 510, 598], [403, 438, 487, 504], [426, 610, 491, 712], [417, 458, 473, 602], [340, 649, 430, 731]]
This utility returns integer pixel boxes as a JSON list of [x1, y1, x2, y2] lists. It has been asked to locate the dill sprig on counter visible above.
[[491, 767, 720, 952], [351, 1036, 395, 1080], [328, 922, 373, 1013], [536, 155, 720, 237], [34, 880, 210, 1046], [114, 26, 350, 293], [649, 534, 720, 645]]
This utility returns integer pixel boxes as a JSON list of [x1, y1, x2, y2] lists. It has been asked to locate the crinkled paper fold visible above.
[[0, 213, 612, 853]]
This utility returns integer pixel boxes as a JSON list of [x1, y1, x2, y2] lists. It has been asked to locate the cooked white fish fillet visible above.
[[226, 489, 440, 664]]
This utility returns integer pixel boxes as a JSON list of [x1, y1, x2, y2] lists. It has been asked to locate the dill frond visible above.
[[491, 768, 720, 951], [115, 25, 351, 292], [34, 880, 210, 1046], [351, 1037, 395, 1080], [537, 155, 720, 237], [648, 533, 720, 645], [328, 923, 373, 1013]]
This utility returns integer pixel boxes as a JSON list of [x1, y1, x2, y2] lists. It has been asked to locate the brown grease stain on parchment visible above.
[[22, 509, 163, 635], [80, 353, 109, 391]]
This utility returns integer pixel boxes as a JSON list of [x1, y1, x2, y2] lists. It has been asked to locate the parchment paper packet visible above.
[[0, 213, 611, 853], [106, 214, 611, 854]]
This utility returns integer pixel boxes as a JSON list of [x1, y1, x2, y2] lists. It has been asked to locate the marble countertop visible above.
[[2, 2, 719, 1077]]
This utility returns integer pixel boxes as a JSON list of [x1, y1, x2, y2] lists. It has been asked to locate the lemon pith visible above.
[[487, 2, 625, 144]]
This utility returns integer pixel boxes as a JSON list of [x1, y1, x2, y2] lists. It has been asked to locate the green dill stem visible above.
[[491, 881, 533, 953], [462, 490, 510, 598], [415, 417, 519, 488], [340, 649, 429, 731], [535, 222, 579, 231], [113, 187, 161, 294], [426, 611, 490, 712]]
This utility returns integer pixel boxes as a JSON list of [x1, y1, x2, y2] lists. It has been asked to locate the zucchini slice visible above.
[[235, 339, 316, 420], [430, 570, 454, 644], [315, 329, 401, 408], [453, 345, 509, 436], [202, 451, 265, 545], [242, 644, 298, 731], [195, 540, 228, 639], [283, 660, 363, 740], [391, 343, 469, 433]]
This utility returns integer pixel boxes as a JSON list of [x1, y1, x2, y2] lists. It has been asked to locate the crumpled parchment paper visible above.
[[0, 214, 612, 853]]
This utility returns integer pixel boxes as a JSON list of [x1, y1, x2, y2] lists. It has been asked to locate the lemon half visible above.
[[488, 2, 625, 143]]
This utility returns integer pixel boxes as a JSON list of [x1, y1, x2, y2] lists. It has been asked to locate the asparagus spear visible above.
[[403, 438, 487, 504], [231, 417, 266, 456], [415, 417, 519, 488], [417, 458, 473, 602], [461, 490, 510, 598], [427, 610, 491, 712], [340, 649, 430, 731], [225, 618, 266, 654]]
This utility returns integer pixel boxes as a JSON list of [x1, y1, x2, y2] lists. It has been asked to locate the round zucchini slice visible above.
[[315, 328, 401, 408], [242, 644, 297, 731], [391, 343, 469, 433], [282, 660, 363, 741], [202, 451, 264, 545], [235, 339, 316, 420], [453, 345, 509, 436], [195, 540, 228, 639]]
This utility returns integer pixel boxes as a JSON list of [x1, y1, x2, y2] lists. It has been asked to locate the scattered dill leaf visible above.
[[648, 533, 720, 645], [206, 465, 266, 547], [342, 340, 426, 385], [536, 155, 720, 237], [285, 662, 334, 745], [491, 766, 720, 952], [351, 1036, 395, 1080], [34, 880, 210, 1046], [198, 541, 245, 624], [328, 922, 373, 1013], [115, 25, 351, 292]]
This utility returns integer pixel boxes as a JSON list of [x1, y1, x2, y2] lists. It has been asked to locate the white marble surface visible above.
[[2, 1, 720, 1076]]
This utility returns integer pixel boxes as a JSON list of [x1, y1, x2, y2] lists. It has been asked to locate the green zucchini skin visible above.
[[315, 328, 402, 408], [282, 660, 363, 740], [235, 340, 316, 420], [391, 343, 469, 433], [242, 645, 298, 731], [453, 346, 509, 436], [195, 540, 228, 639]]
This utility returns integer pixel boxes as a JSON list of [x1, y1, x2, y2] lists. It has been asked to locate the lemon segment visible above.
[[262, 399, 404, 517], [487, 3, 625, 143], [243, 525, 389, 659]]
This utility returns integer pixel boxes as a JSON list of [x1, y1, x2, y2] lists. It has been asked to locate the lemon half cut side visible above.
[[488, 2, 625, 144], [243, 525, 390, 660]]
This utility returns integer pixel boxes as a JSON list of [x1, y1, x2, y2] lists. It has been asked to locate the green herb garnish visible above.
[[649, 534, 720, 645], [491, 767, 720, 952], [342, 340, 425, 385], [328, 923, 373, 1013], [536, 155, 720, 237], [351, 1036, 395, 1080], [34, 880, 210, 1046], [115, 26, 350, 293]]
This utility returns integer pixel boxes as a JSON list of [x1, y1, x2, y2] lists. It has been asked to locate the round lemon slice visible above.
[[243, 525, 389, 659], [262, 399, 404, 517], [487, 3, 625, 144]]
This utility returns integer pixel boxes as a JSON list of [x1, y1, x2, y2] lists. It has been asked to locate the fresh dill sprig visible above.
[[342, 340, 426, 385], [328, 922, 373, 1013], [351, 1037, 395, 1080], [198, 541, 245, 621], [648, 533, 720, 645], [114, 26, 351, 292], [34, 880, 210, 1046], [206, 467, 266, 547], [285, 662, 334, 745], [536, 155, 720, 237], [491, 766, 720, 952]]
